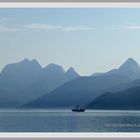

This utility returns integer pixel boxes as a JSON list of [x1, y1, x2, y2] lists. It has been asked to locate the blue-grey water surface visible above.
[[0, 110, 140, 132]]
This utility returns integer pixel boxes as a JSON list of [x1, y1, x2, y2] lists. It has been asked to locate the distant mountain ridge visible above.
[[24, 58, 140, 109], [86, 59, 140, 110], [92, 58, 140, 80], [23, 75, 130, 109], [87, 86, 140, 110], [1, 57, 140, 109], [0, 59, 80, 108]]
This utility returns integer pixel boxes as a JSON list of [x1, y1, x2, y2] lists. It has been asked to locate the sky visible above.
[[1, 8, 140, 75]]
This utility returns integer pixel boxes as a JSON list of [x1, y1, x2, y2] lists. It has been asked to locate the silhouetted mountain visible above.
[[0, 59, 80, 108], [0, 58, 42, 90], [106, 60, 140, 92], [42, 63, 65, 76], [65, 67, 80, 80], [1, 58, 42, 77], [87, 86, 140, 110], [20, 64, 80, 106], [0, 59, 42, 108], [108, 77, 140, 93], [92, 58, 140, 80], [0, 57, 140, 109], [23, 75, 129, 109]]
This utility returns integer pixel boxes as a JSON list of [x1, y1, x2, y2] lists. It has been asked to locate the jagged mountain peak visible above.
[[65, 67, 80, 80], [119, 58, 139, 70], [91, 58, 140, 80], [1, 58, 42, 76], [66, 67, 79, 75], [21, 58, 41, 66], [116, 58, 140, 80], [67, 67, 75, 73], [125, 57, 137, 63], [31, 59, 42, 68], [22, 58, 30, 63], [45, 63, 64, 70], [43, 63, 65, 75], [31, 59, 38, 63]]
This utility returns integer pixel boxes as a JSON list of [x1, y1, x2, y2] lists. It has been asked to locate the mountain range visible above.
[[87, 86, 140, 110], [1, 57, 140, 109], [92, 58, 140, 81], [0, 59, 79, 108], [23, 57, 140, 109]]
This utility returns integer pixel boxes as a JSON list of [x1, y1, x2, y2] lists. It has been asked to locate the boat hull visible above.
[[72, 109, 85, 112]]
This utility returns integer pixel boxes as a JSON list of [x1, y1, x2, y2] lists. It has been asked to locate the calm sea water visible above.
[[0, 109, 140, 132]]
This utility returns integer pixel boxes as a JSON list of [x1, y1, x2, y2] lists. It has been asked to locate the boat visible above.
[[72, 105, 85, 112]]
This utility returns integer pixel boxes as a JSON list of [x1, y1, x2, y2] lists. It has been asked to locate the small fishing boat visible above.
[[72, 105, 85, 112]]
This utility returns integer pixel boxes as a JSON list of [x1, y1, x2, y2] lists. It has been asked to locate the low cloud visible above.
[[124, 24, 140, 29], [0, 18, 15, 22], [62, 26, 93, 31], [0, 24, 19, 32], [25, 23, 93, 32]]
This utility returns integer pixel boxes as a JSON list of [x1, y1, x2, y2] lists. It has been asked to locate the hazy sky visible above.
[[1, 8, 140, 75]]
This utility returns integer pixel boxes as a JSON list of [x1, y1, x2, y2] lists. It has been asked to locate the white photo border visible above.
[[0, 2, 140, 138], [1, 2, 140, 7]]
